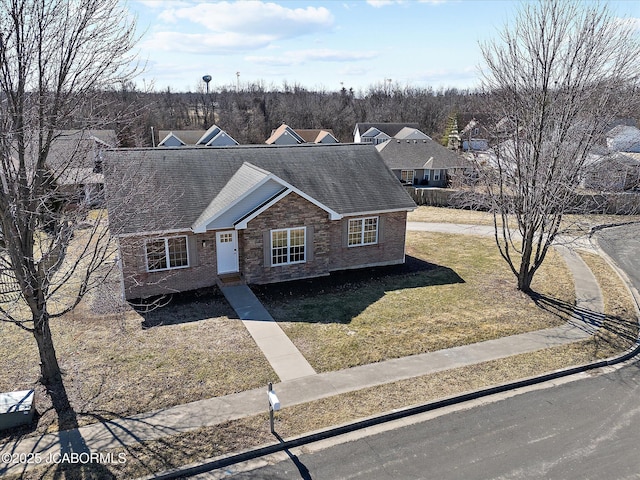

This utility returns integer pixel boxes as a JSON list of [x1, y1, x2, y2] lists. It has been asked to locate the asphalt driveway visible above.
[[596, 223, 640, 295]]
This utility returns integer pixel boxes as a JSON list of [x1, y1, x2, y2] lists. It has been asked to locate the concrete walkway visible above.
[[0, 222, 608, 477], [219, 285, 316, 381]]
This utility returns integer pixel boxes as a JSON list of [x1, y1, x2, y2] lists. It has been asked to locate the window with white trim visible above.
[[146, 236, 189, 272], [348, 217, 378, 247], [400, 170, 415, 184], [271, 227, 306, 266], [434, 170, 441, 181], [424, 171, 430, 181]]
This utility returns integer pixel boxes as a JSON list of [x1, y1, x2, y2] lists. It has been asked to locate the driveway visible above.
[[595, 223, 640, 296]]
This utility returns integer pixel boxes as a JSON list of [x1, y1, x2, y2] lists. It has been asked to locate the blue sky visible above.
[[128, 0, 640, 93]]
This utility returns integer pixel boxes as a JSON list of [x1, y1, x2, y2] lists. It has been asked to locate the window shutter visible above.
[[187, 235, 199, 267], [263, 231, 272, 267], [306, 226, 314, 262], [378, 217, 385, 244], [342, 219, 349, 247]]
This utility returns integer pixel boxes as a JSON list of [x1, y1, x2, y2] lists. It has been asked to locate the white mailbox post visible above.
[[267, 382, 280, 434]]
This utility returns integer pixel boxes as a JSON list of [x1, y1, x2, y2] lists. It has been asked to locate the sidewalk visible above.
[[0, 223, 607, 476]]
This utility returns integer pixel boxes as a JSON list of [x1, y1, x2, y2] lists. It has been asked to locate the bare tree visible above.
[[0, 0, 138, 419], [469, 0, 640, 292]]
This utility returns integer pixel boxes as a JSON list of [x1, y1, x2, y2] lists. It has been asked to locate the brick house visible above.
[[104, 144, 416, 300]]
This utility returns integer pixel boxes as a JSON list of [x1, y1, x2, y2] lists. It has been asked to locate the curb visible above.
[[142, 226, 640, 480], [144, 346, 640, 480]]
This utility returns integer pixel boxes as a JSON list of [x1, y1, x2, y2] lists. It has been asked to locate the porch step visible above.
[[216, 273, 245, 288]]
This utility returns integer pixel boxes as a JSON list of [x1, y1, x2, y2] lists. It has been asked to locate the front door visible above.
[[216, 230, 239, 274]]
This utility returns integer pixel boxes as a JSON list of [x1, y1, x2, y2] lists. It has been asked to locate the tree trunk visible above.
[[32, 311, 71, 414]]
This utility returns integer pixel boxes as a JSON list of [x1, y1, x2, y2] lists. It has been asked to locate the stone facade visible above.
[[119, 231, 218, 299], [118, 196, 408, 299], [328, 211, 407, 271], [242, 192, 332, 284]]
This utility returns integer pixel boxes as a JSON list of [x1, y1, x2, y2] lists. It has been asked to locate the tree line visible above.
[[93, 83, 487, 147]]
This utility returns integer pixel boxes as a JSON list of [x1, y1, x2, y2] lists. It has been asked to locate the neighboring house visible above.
[[457, 115, 491, 152], [606, 125, 640, 153], [157, 130, 204, 146], [47, 129, 117, 205], [157, 125, 238, 147], [394, 127, 431, 141], [265, 124, 305, 145], [582, 151, 640, 191], [376, 138, 469, 187], [265, 124, 338, 145], [104, 144, 416, 300], [295, 129, 339, 144], [353, 123, 419, 144]]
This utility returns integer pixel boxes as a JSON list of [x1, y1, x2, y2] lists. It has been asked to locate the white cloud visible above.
[[246, 49, 376, 66], [142, 31, 274, 53], [158, 1, 334, 37], [367, 0, 446, 6]]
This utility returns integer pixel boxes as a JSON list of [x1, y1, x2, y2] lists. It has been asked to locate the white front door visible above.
[[216, 231, 239, 274]]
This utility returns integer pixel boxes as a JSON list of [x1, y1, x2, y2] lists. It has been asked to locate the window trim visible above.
[[145, 235, 190, 272], [347, 217, 379, 247], [270, 227, 307, 266]]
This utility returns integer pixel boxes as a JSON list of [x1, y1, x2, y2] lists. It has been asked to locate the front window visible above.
[[271, 227, 306, 266], [434, 170, 441, 181], [348, 217, 378, 247], [146, 236, 189, 272]]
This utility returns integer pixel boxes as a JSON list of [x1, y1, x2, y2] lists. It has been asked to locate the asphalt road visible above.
[[225, 362, 640, 480], [214, 223, 640, 480], [595, 223, 640, 294]]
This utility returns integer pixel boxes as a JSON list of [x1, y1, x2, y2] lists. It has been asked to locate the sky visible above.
[[127, 0, 640, 94]]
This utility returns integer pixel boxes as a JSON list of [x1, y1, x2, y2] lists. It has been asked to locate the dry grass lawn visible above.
[[0, 286, 276, 438], [5, 235, 639, 480], [407, 206, 640, 231], [259, 231, 575, 372]]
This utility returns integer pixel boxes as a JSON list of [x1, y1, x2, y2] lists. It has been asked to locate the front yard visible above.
[[0, 289, 276, 437], [257, 231, 575, 372], [2, 207, 639, 479]]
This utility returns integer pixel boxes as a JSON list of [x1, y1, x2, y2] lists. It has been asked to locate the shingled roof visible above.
[[104, 143, 415, 236], [354, 123, 420, 139], [376, 138, 468, 170]]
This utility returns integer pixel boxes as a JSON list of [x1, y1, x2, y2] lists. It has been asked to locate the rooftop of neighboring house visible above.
[[104, 143, 416, 236], [376, 137, 468, 170], [354, 123, 420, 139], [157, 130, 205, 146], [46, 129, 117, 185], [265, 124, 305, 145], [295, 129, 339, 143]]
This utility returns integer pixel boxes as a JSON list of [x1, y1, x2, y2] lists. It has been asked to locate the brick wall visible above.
[[118, 202, 409, 297], [328, 211, 407, 271], [119, 231, 218, 300], [243, 192, 332, 284]]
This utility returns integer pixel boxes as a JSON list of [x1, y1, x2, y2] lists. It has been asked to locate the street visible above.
[[226, 361, 640, 479], [217, 223, 640, 480]]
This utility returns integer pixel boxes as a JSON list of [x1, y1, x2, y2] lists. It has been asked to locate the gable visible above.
[[158, 132, 185, 147], [104, 144, 416, 237], [265, 124, 304, 145]]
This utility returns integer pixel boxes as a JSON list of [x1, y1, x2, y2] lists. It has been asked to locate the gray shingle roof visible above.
[[157, 130, 205, 146], [355, 123, 420, 138], [104, 143, 416, 236], [376, 138, 468, 170]]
